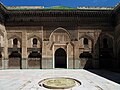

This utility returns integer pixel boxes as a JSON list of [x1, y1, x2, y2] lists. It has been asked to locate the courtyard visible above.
[[0, 69, 120, 90]]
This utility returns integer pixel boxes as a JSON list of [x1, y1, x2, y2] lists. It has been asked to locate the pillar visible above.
[[67, 42, 73, 69], [21, 30, 27, 69], [92, 30, 101, 68], [0, 24, 8, 69]]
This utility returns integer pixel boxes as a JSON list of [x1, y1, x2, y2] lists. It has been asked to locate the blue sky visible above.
[[0, 0, 120, 7]]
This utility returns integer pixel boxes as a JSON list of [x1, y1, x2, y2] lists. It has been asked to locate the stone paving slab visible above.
[[0, 69, 120, 90]]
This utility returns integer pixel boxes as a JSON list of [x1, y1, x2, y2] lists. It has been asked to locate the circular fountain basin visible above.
[[38, 77, 81, 89]]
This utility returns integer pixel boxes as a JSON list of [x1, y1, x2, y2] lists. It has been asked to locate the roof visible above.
[[0, 2, 120, 11]]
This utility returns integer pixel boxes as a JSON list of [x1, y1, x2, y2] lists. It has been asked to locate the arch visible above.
[[99, 34, 114, 70], [101, 33, 114, 40], [27, 34, 42, 42], [49, 27, 71, 41], [79, 34, 94, 43], [27, 35, 42, 48], [8, 35, 21, 48], [55, 48, 67, 68], [79, 34, 94, 52], [100, 34, 113, 48], [8, 35, 22, 43]]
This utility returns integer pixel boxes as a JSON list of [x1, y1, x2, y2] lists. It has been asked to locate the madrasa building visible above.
[[0, 3, 120, 71]]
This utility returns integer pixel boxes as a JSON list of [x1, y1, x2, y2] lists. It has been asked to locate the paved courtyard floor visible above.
[[0, 69, 120, 90]]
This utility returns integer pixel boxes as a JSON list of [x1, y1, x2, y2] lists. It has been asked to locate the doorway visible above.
[[55, 48, 67, 68]]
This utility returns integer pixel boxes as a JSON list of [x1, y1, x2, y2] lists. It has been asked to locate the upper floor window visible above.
[[13, 38, 18, 45], [33, 38, 37, 45], [83, 38, 88, 45]]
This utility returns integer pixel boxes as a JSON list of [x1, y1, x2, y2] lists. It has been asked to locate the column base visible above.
[[2, 59, 9, 69], [68, 58, 73, 69], [92, 58, 99, 69], [42, 57, 53, 69], [74, 59, 80, 69], [22, 58, 27, 69]]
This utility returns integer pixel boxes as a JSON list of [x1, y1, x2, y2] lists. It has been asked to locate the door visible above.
[[55, 48, 67, 68]]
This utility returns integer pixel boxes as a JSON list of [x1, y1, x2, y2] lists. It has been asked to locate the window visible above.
[[83, 38, 88, 45], [13, 38, 18, 45], [33, 38, 37, 45]]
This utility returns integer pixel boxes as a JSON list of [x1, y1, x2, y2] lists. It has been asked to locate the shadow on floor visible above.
[[86, 69, 120, 84]]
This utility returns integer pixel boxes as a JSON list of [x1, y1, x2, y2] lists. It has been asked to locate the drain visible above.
[[38, 77, 81, 89]]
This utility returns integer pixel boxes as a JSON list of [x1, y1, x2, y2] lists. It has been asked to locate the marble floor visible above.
[[0, 69, 120, 90]]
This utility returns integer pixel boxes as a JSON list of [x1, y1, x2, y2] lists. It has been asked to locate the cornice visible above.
[[0, 3, 116, 19]]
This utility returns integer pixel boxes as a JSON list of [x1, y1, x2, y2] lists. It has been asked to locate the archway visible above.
[[99, 35, 113, 70], [50, 27, 70, 42], [55, 48, 67, 68]]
